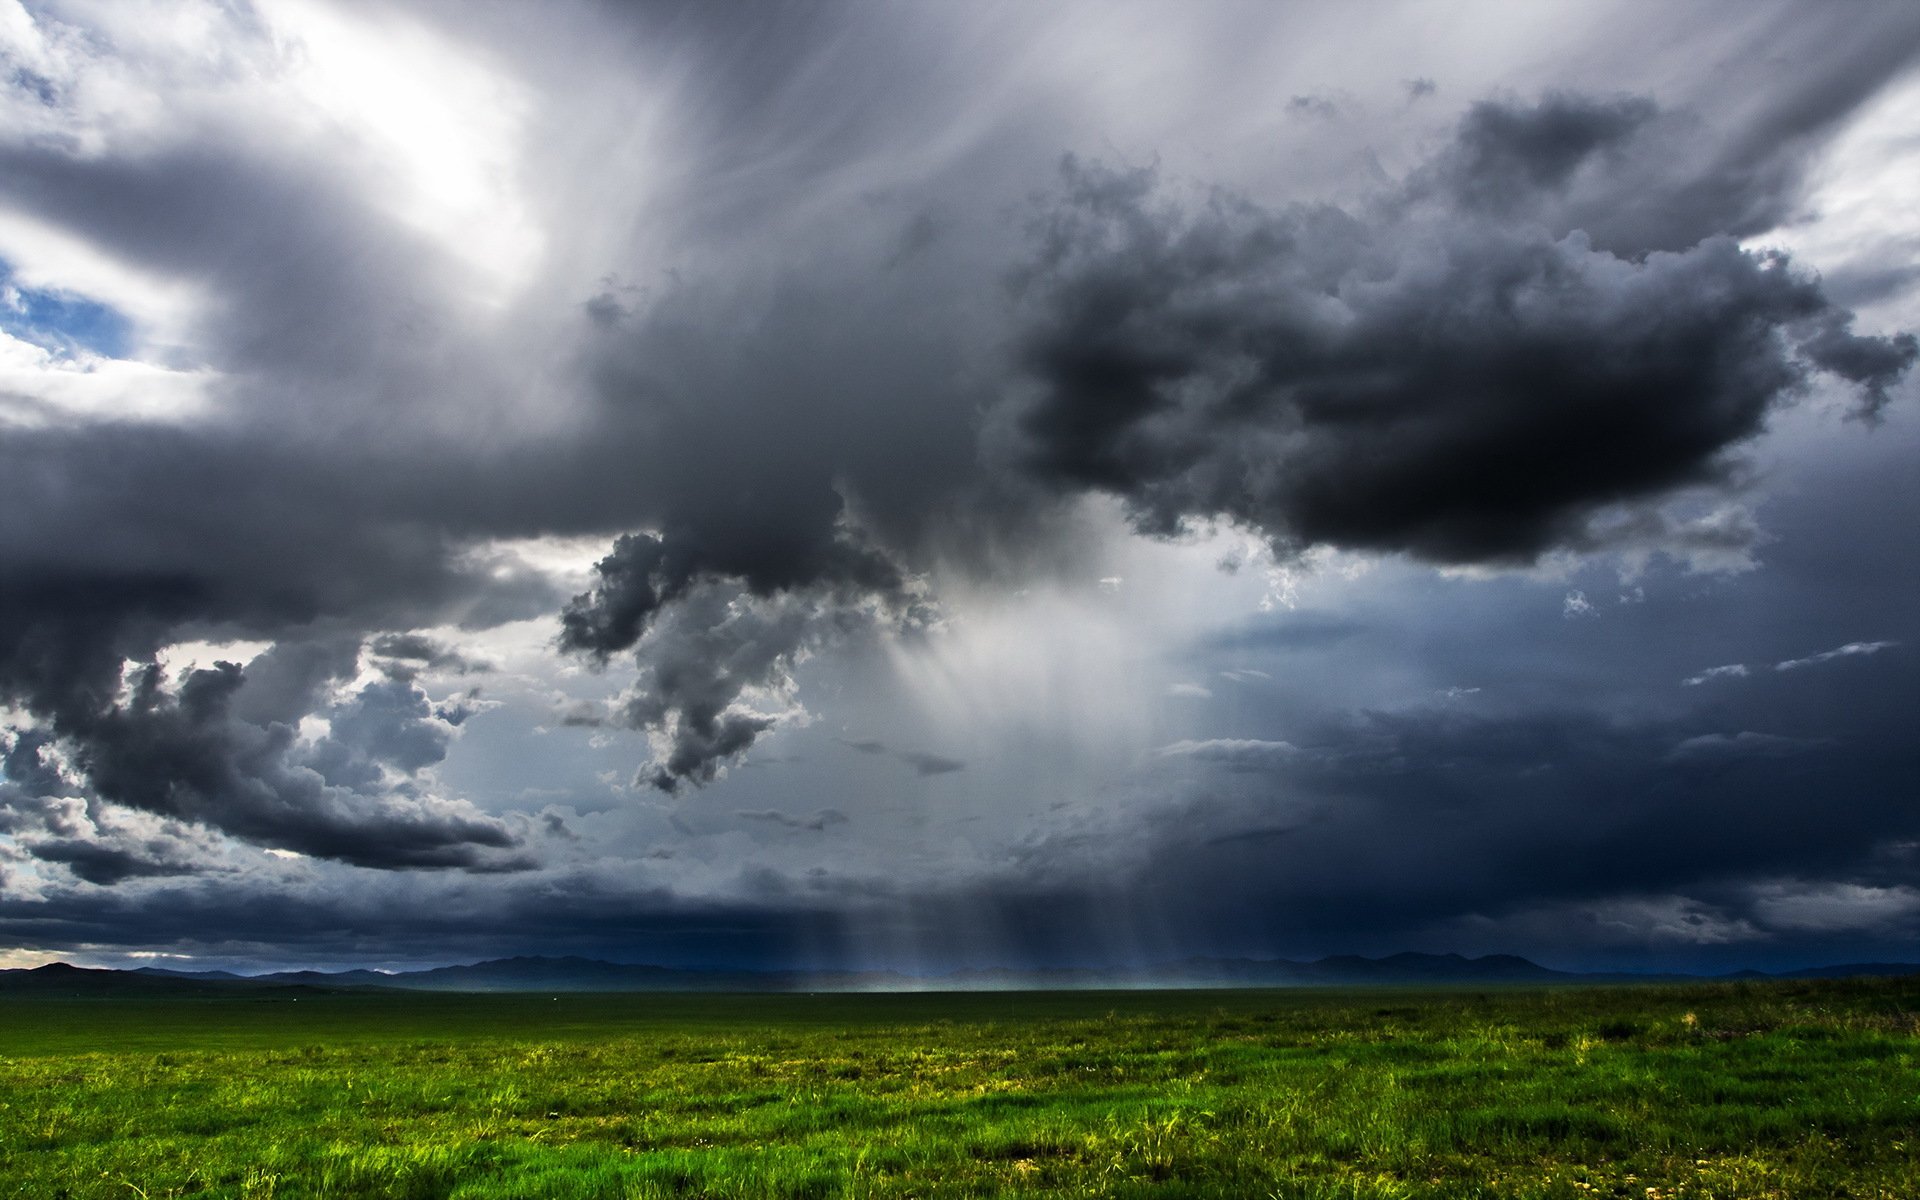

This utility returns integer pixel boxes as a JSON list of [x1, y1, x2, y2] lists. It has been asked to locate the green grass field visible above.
[[2, 978, 1916, 1199]]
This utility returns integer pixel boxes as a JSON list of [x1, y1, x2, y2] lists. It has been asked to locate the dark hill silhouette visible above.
[[3, 953, 1913, 995]]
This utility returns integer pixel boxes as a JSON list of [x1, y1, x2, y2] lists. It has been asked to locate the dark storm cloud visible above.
[[560, 530, 925, 790], [14, 654, 523, 870], [0, 0, 1915, 969], [0, 865, 854, 972], [22, 838, 202, 886], [1415, 7, 1920, 260], [1010, 94, 1915, 565], [0, 280, 545, 859], [987, 695, 1920, 965], [1427, 94, 1659, 217]]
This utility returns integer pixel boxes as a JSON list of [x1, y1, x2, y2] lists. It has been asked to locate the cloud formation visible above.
[[0, 639, 524, 872], [559, 531, 924, 789], [1010, 95, 1915, 565], [0, 1, 1914, 974], [1775, 640, 1898, 671]]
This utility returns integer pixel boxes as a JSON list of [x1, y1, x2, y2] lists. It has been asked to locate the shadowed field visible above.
[[2, 978, 1916, 1198]]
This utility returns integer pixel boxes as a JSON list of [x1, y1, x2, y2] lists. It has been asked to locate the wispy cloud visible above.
[[1681, 664, 1750, 686], [1665, 731, 1828, 762], [1774, 640, 1898, 671], [737, 809, 849, 832]]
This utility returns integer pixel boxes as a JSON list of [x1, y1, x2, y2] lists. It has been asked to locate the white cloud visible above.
[[1156, 738, 1298, 765], [257, 0, 543, 302], [1665, 731, 1825, 762], [1775, 640, 1898, 672], [0, 330, 215, 426], [1681, 663, 1749, 686]]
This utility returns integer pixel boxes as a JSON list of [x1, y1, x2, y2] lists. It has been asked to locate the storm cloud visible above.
[[0, 0, 1915, 974], [1010, 95, 1915, 564]]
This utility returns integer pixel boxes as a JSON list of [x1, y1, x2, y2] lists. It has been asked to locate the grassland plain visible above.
[[1, 978, 1916, 1199]]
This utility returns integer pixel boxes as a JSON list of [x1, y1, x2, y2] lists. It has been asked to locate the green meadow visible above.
[[2, 978, 1916, 1199]]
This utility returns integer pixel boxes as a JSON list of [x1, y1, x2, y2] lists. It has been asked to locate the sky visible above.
[[0, 0, 1916, 977]]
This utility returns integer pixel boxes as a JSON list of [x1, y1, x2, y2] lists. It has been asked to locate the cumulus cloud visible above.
[[0, 637, 525, 871], [559, 531, 926, 790], [1009, 96, 1915, 566]]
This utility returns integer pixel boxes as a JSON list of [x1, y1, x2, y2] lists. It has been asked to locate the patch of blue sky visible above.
[[0, 258, 134, 360]]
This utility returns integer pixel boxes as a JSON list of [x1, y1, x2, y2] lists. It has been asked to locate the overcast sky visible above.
[[1, 0, 1916, 975]]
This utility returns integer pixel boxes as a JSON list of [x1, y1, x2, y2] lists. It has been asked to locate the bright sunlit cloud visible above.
[[258, 0, 543, 304]]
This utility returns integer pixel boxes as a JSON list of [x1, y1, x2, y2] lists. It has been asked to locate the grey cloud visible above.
[[1011, 99, 1915, 566], [1411, 9, 1920, 260], [737, 808, 850, 832], [563, 539, 916, 790], [1, 644, 524, 872], [834, 738, 961, 775], [368, 633, 492, 678], [325, 679, 457, 777], [559, 705, 607, 728], [990, 698, 1920, 965], [23, 837, 203, 886], [1428, 93, 1659, 217], [0, 0, 1914, 975], [899, 751, 966, 777], [1748, 881, 1920, 935], [1285, 95, 1339, 120], [1205, 612, 1366, 651]]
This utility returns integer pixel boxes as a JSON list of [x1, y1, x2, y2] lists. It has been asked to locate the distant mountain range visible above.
[[3, 952, 1916, 997]]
